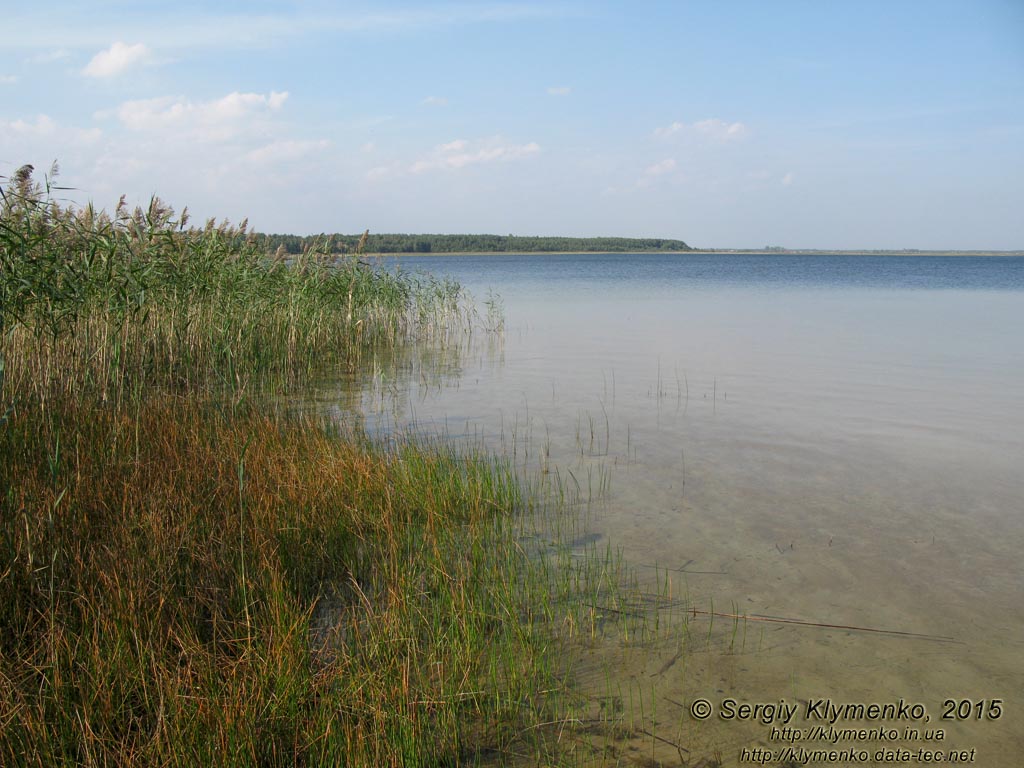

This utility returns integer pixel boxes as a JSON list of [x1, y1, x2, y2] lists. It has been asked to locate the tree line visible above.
[[256, 232, 691, 255]]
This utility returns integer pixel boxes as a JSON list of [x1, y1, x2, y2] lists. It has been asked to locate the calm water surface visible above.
[[325, 253, 1024, 764]]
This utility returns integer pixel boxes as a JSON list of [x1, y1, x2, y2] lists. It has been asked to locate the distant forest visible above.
[[256, 233, 691, 255]]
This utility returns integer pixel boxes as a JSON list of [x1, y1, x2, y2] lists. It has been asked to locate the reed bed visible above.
[[0, 165, 585, 766], [0, 164, 468, 408], [0, 164, 675, 766]]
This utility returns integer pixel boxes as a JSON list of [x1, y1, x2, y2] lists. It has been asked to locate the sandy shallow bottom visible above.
[[560, 426, 1024, 766]]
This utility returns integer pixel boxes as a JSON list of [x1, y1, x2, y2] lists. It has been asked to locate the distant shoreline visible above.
[[372, 249, 1024, 258], [260, 232, 1021, 258]]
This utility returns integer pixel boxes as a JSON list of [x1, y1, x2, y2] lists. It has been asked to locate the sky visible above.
[[2, 0, 1023, 249]]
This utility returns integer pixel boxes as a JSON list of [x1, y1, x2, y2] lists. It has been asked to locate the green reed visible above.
[[0, 164, 468, 407]]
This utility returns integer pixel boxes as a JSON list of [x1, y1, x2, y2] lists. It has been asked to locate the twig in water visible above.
[[639, 728, 690, 754], [688, 609, 960, 643]]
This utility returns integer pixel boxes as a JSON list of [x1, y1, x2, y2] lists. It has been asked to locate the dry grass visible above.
[[1, 395, 560, 766]]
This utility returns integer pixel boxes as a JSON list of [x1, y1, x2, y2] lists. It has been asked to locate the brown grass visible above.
[[0, 394, 557, 766]]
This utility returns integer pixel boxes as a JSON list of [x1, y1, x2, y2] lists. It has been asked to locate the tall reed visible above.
[[0, 163, 468, 408]]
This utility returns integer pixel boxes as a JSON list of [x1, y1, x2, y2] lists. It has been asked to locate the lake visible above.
[[316, 252, 1024, 764]]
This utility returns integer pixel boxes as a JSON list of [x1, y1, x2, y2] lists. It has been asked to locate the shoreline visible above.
[[370, 249, 1024, 257]]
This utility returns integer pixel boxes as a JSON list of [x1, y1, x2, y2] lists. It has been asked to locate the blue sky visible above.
[[2, 1, 1022, 249]]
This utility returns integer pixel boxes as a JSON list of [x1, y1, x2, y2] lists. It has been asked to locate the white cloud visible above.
[[0, 114, 102, 171], [2, 114, 58, 136], [366, 162, 402, 182], [653, 121, 684, 138], [781, 172, 795, 186], [0, 90, 322, 234], [693, 118, 746, 140], [547, 86, 571, 96], [636, 157, 680, 188], [410, 136, 540, 173], [654, 118, 746, 141], [82, 42, 150, 78], [211, 90, 288, 118], [0, 75, 17, 85], [421, 95, 448, 106], [110, 91, 289, 141], [644, 158, 677, 176], [245, 139, 331, 165]]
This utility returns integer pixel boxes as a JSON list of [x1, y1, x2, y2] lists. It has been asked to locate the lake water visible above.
[[319, 253, 1024, 765]]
